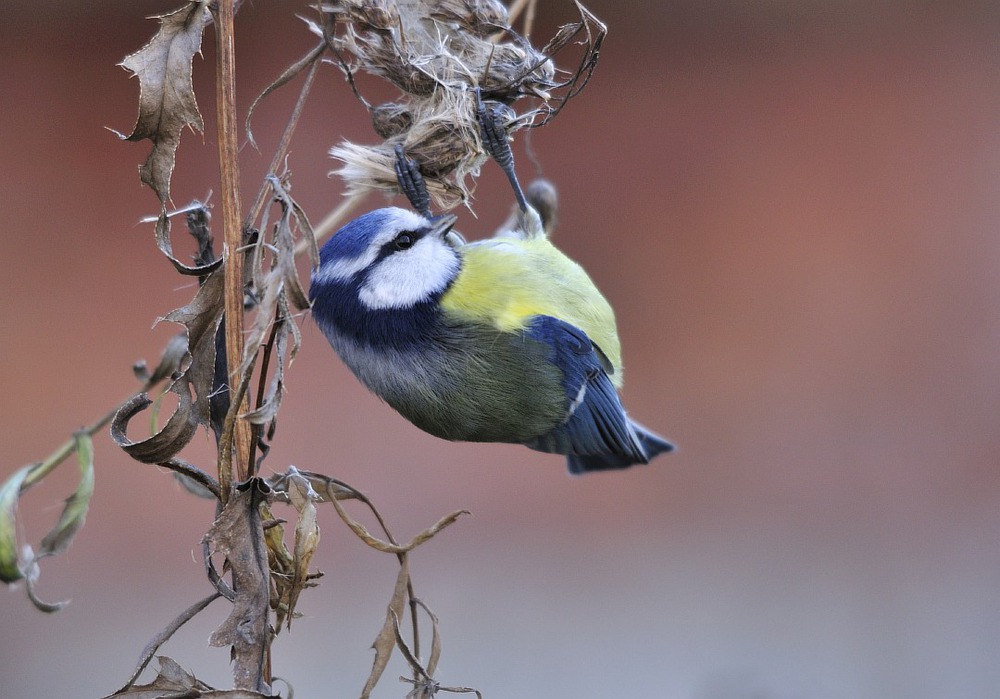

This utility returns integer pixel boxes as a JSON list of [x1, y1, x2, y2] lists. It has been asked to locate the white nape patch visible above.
[[312, 208, 432, 286], [311, 248, 378, 285], [359, 234, 459, 310]]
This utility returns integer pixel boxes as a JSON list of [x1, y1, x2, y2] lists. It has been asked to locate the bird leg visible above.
[[476, 87, 529, 214], [393, 143, 432, 218]]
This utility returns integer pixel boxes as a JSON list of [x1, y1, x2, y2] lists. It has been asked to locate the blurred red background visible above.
[[2, 1, 999, 698]]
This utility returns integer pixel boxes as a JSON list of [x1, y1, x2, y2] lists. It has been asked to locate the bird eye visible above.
[[394, 232, 416, 251]]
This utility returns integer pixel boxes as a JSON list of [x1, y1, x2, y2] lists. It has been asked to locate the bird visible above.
[[308, 188, 673, 473]]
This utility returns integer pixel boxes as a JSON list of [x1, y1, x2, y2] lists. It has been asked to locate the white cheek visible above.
[[359, 238, 459, 310]]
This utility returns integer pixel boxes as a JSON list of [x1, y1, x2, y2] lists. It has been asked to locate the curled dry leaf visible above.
[[117, 1, 210, 205], [203, 481, 272, 694], [111, 269, 225, 464]]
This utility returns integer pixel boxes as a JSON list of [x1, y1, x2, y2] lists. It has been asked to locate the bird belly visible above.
[[326, 323, 566, 445]]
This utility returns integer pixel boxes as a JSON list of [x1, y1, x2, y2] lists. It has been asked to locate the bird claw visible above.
[[393, 144, 432, 218], [476, 87, 529, 214]]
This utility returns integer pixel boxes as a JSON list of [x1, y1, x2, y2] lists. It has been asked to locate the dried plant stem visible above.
[[213, 0, 252, 498]]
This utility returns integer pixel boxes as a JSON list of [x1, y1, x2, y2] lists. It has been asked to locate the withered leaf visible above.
[[282, 468, 320, 630], [111, 269, 224, 463], [203, 483, 271, 694], [0, 465, 31, 583], [1, 433, 95, 611], [162, 266, 225, 429], [117, 1, 210, 204], [111, 391, 197, 464], [417, 599, 443, 679], [155, 210, 225, 277], [240, 175, 312, 427], [329, 491, 469, 554], [133, 332, 188, 386], [37, 433, 95, 560], [104, 655, 277, 698], [361, 555, 410, 699]]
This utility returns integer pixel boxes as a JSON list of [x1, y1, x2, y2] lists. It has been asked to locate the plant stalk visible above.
[[214, 0, 251, 499]]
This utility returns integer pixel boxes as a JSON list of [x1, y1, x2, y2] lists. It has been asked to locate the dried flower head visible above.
[[317, 0, 606, 210]]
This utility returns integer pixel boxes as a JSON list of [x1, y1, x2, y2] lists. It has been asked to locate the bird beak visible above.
[[428, 212, 463, 248]]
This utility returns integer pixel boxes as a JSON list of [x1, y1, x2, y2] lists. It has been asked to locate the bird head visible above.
[[311, 207, 461, 311], [309, 207, 462, 350]]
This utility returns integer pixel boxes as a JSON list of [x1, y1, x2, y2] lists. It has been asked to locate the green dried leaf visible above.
[[1, 434, 95, 610], [0, 465, 32, 583], [37, 433, 94, 559], [117, 1, 210, 204]]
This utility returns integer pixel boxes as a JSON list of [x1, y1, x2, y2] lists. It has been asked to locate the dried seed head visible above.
[[324, 0, 606, 210], [370, 102, 413, 139]]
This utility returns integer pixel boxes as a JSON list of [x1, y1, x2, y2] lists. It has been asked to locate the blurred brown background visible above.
[[2, 1, 999, 697]]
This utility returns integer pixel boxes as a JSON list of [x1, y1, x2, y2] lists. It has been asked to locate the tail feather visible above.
[[566, 421, 674, 475]]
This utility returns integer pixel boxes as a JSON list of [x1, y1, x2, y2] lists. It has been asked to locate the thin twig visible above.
[[245, 46, 324, 230]]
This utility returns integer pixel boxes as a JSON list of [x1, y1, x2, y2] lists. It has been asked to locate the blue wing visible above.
[[523, 316, 673, 473]]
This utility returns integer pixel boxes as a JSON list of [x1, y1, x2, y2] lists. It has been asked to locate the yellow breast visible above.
[[440, 236, 623, 384]]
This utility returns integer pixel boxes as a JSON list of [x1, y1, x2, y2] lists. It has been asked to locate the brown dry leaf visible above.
[[417, 599, 443, 679], [133, 332, 188, 386], [104, 655, 277, 698], [163, 266, 226, 429], [329, 492, 469, 554], [110, 391, 197, 464], [241, 176, 313, 428], [117, 1, 210, 205], [391, 610, 427, 681], [154, 209, 226, 277], [246, 40, 326, 150], [360, 555, 410, 699], [111, 269, 225, 463], [203, 482, 271, 694]]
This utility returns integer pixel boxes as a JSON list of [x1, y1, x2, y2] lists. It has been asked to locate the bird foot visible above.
[[393, 144, 432, 218], [476, 87, 529, 213]]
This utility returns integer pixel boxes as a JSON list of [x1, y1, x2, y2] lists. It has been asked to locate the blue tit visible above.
[[308, 204, 673, 474]]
